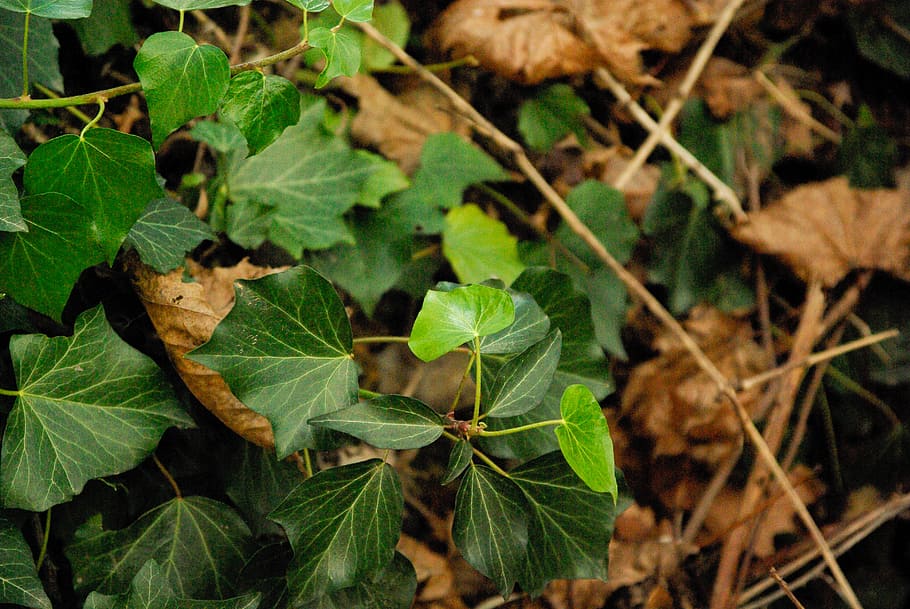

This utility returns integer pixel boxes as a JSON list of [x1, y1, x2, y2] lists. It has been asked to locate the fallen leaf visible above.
[[732, 177, 910, 287], [128, 255, 287, 449], [397, 534, 463, 604], [697, 58, 764, 119]]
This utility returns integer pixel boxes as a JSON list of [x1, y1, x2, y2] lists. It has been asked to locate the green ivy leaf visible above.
[[452, 465, 528, 597], [24, 128, 163, 263], [478, 288, 550, 355], [68, 497, 252, 598], [443, 204, 525, 285], [0, 517, 51, 609], [309, 27, 360, 88], [188, 266, 358, 458], [848, 1, 910, 78], [518, 84, 590, 151], [511, 451, 618, 596], [152, 0, 249, 9], [134, 31, 230, 149], [486, 329, 561, 418], [332, 0, 372, 21], [554, 384, 616, 496], [125, 198, 215, 273], [71, 0, 137, 55], [0, 305, 191, 511], [269, 460, 403, 605], [227, 99, 376, 254], [0, 193, 103, 320], [310, 552, 416, 609], [0, 0, 90, 18], [220, 72, 300, 155], [0, 12, 61, 132], [839, 104, 897, 188], [409, 284, 515, 362], [0, 130, 26, 232], [310, 395, 444, 449], [441, 440, 473, 485], [288, 0, 328, 10], [557, 180, 638, 267], [355, 151, 409, 208], [361, 0, 408, 70]]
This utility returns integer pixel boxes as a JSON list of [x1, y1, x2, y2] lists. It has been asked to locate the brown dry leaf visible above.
[[397, 534, 465, 606], [344, 74, 465, 174], [732, 177, 910, 287], [432, 0, 699, 85], [129, 256, 287, 449], [697, 58, 764, 119]]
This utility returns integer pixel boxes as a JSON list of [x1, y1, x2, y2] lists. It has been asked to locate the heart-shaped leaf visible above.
[[125, 198, 215, 273], [409, 284, 515, 362], [486, 329, 561, 418], [24, 128, 163, 263], [0, 517, 51, 609], [188, 265, 358, 458], [308, 27, 360, 88], [452, 464, 528, 597], [310, 395, 444, 449], [220, 71, 300, 154], [1, 305, 192, 511], [0, 130, 26, 232], [0, 0, 90, 19], [269, 460, 402, 605], [310, 551, 416, 609], [0, 13, 62, 132], [332, 0, 372, 21], [443, 204, 525, 285], [68, 497, 252, 598], [134, 31, 230, 148], [555, 384, 616, 496]]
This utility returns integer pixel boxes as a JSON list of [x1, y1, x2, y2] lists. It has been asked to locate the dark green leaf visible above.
[[188, 266, 358, 458], [677, 100, 734, 187], [0, 12, 61, 131], [310, 552, 416, 609], [71, 0, 137, 55], [361, 0, 408, 70], [0, 193, 102, 320], [269, 460, 403, 605], [355, 151, 409, 208], [557, 180, 638, 268], [409, 284, 515, 362], [227, 99, 376, 254], [839, 104, 897, 188], [1, 305, 191, 511], [486, 329, 561, 418], [0, 129, 26, 232], [518, 84, 589, 151], [225, 443, 304, 538], [848, 1, 910, 78], [125, 198, 215, 273], [191, 119, 248, 158], [309, 27, 360, 88], [134, 31, 230, 148], [0, 0, 89, 19], [24, 128, 163, 263], [554, 384, 616, 496], [152, 0, 250, 9], [443, 204, 525, 285], [332, 0, 372, 21], [310, 395, 444, 449], [478, 288, 550, 355], [452, 465, 528, 597], [441, 440, 473, 485], [0, 517, 51, 609], [68, 497, 252, 598], [511, 451, 618, 596], [220, 72, 300, 154]]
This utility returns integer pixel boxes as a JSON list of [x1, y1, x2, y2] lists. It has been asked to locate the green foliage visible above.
[[125, 198, 215, 273], [220, 72, 300, 154], [518, 84, 590, 151], [0, 517, 51, 608], [71, 0, 136, 55], [443, 203, 525, 285], [0, 12, 61, 130], [0, 129, 26, 231], [555, 384, 617, 496], [839, 104, 897, 188], [310, 395, 444, 449], [0, 0, 90, 19], [484, 329, 561, 418], [848, 0, 910, 78]]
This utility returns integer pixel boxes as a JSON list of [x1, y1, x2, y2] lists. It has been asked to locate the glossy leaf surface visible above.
[[310, 395, 444, 449], [309, 27, 360, 88], [443, 204, 525, 285], [409, 284, 515, 362], [332, 0, 372, 21], [0, 517, 51, 609], [269, 460, 402, 605], [478, 287, 550, 354], [220, 72, 300, 154], [0, 130, 25, 232], [486, 329, 561, 418], [224, 443, 304, 538], [555, 384, 616, 495], [441, 440, 473, 485], [188, 266, 358, 457], [125, 198, 215, 273], [1, 306, 191, 511], [0, 0, 90, 19], [0, 13, 61, 131]]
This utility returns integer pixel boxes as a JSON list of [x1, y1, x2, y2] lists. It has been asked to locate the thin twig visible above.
[[753, 70, 840, 143], [152, 453, 182, 498], [770, 568, 807, 609], [355, 20, 863, 609], [230, 4, 251, 65], [191, 10, 233, 50], [611, 0, 748, 190]]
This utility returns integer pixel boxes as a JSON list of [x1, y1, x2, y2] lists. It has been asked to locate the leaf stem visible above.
[[32, 83, 92, 123], [302, 448, 313, 478], [358, 388, 381, 399], [471, 336, 482, 430], [0, 388, 19, 396], [152, 453, 182, 498], [441, 430, 509, 477], [21, 11, 30, 98], [178, 9, 185, 33], [302, 10, 308, 42], [352, 335, 410, 345], [80, 100, 105, 137], [372, 55, 479, 75], [449, 349, 475, 414], [35, 508, 51, 571], [474, 419, 563, 437]]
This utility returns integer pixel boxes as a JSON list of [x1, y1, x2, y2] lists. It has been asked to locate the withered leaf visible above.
[[733, 177, 910, 287]]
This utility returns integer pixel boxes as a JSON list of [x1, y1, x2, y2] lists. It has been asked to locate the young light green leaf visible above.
[[452, 465, 528, 597], [478, 288, 550, 354], [125, 198, 215, 273], [355, 151, 409, 208], [443, 204, 525, 285], [310, 395, 444, 449], [1, 305, 191, 511], [67, 497, 252, 598], [0, 0, 90, 18], [310, 552, 416, 609], [0, 12, 62, 132], [134, 31, 230, 148], [557, 180, 639, 268], [518, 84, 590, 151], [441, 440, 473, 485], [510, 451, 619, 596], [0, 517, 51, 609], [332, 0, 372, 21], [309, 27, 360, 88], [0, 130, 26, 232], [409, 284, 515, 362], [0, 193, 103, 320], [24, 128, 163, 263], [361, 0, 408, 70], [269, 460, 403, 605], [554, 384, 616, 496], [220, 72, 300, 155], [486, 329, 561, 418], [187, 266, 358, 458]]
